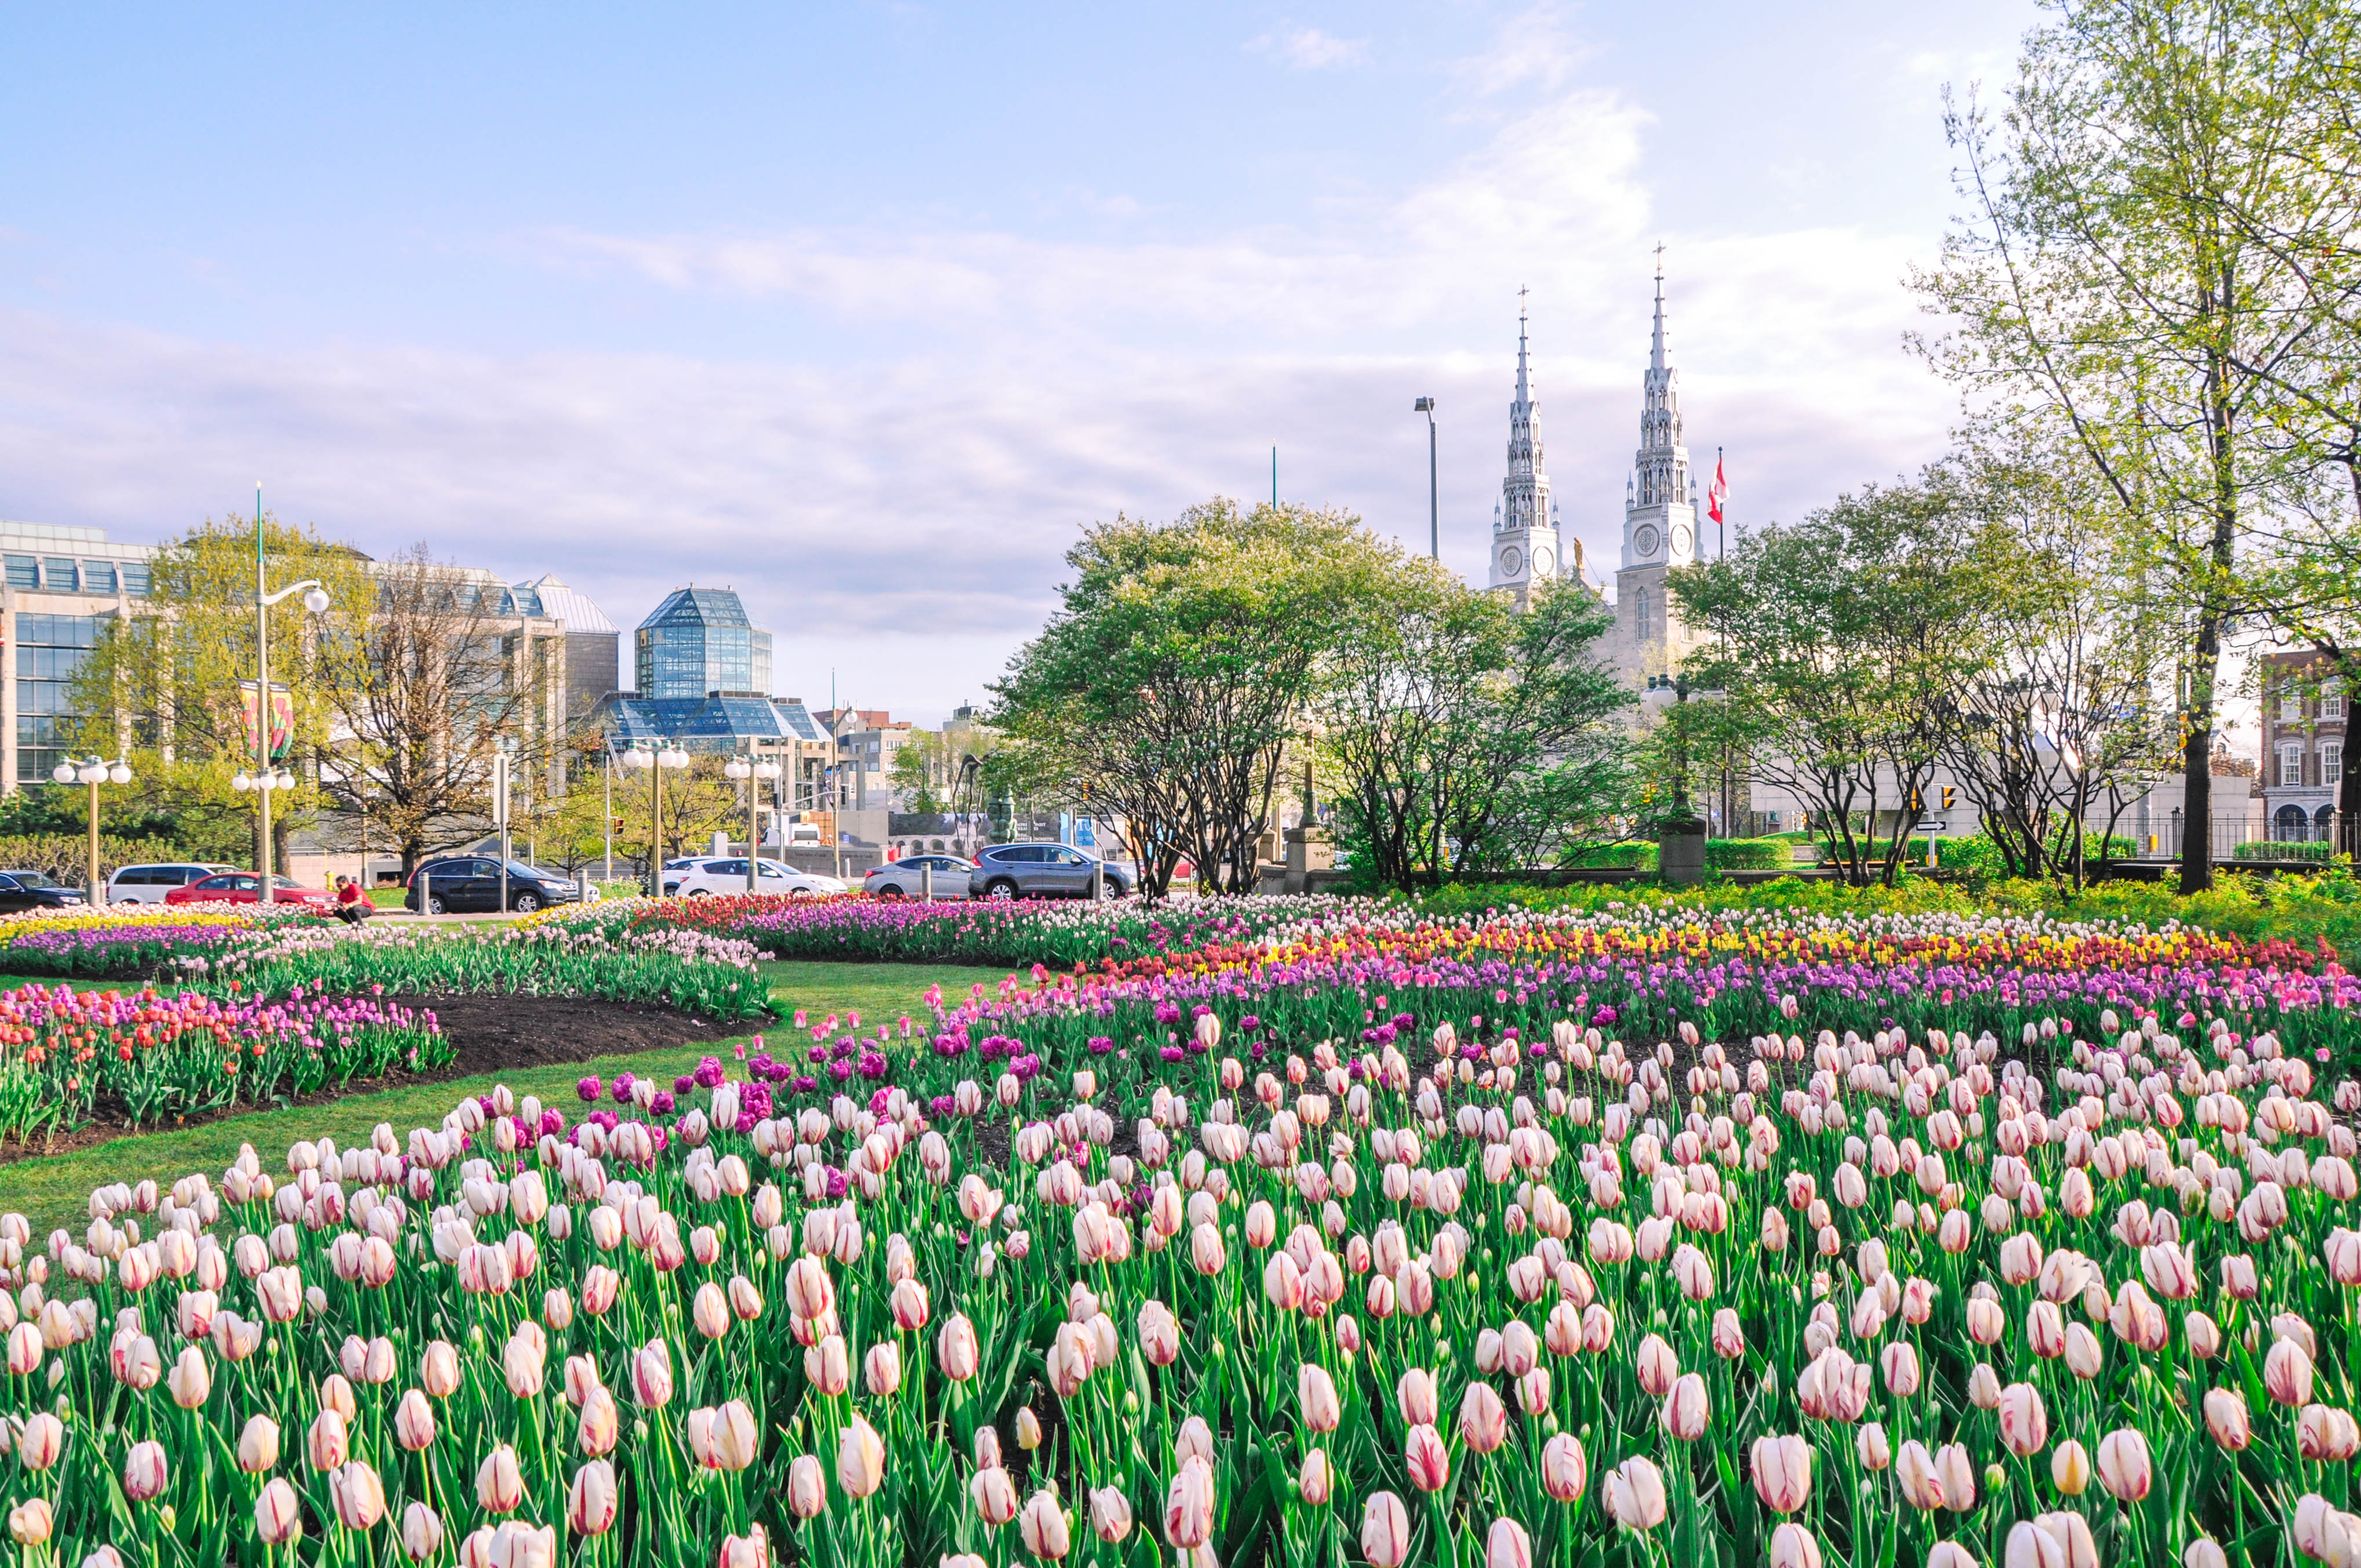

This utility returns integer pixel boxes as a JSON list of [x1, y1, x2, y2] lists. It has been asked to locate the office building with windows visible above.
[[635, 588, 773, 702], [2261, 649, 2347, 842], [0, 519, 621, 798], [0, 523, 156, 787]]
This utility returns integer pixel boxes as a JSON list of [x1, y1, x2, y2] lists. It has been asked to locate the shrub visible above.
[[2234, 839, 2337, 863], [1703, 836, 1793, 870]]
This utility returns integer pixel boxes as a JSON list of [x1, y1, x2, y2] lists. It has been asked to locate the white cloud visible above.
[[1246, 27, 1371, 70]]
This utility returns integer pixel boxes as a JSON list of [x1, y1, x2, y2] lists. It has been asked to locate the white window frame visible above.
[[2326, 741, 2344, 786], [2281, 743, 2305, 787], [2324, 682, 2347, 721], [2283, 686, 2305, 722]]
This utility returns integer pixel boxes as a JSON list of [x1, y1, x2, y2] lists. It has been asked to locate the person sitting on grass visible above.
[[333, 875, 370, 926]]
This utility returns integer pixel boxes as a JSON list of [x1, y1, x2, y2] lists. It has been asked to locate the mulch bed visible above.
[[0, 991, 772, 1167]]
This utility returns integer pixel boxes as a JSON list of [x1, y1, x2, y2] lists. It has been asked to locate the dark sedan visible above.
[[0, 871, 84, 912], [404, 857, 584, 914]]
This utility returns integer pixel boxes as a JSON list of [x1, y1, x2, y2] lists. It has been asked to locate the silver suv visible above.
[[967, 842, 1131, 900]]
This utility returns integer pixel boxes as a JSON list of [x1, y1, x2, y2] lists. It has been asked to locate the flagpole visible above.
[[1716, 446, 1725, 560]]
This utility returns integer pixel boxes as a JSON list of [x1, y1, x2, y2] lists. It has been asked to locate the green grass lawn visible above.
[[0, 958, 1011, 1237]]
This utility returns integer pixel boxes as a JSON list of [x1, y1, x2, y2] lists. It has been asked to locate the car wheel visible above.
[[686, 888, 710, 898], [789, 886, 815, 899], [513, 892, 542, 913], [875, 885, 905, 900], [426, 895, 448, 915], [986, 879, 1019, 900]]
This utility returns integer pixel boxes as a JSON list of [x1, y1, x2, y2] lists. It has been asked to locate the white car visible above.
[[106, 862, 239, 905], [667, 857, 847, 898], [863, 853, 976, 900]]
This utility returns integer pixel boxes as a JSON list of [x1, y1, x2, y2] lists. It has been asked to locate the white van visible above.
[[107, 863, 239, 905]]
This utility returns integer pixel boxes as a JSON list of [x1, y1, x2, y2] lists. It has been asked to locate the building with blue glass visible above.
[[589, 587, 837, 813]]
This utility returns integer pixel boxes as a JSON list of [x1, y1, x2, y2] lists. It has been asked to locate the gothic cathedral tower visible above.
[[1487, 291, 1564, 610], [1613, 252, 1701, 685]]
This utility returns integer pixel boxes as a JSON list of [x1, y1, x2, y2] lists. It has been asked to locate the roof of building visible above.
[[511, 574, 618, 634], [594, 693, 827, 745], [640, 587, 752, 632]]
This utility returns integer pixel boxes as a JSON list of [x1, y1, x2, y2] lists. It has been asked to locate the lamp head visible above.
[[724, 759, 750, 780], [623, 749, 652, 770], [1414, 397, 1435, 413], [276, 770, 297, 790], [231, 772, 255, 792], [49, 763, 73, 785], [302, 587, 331, 614], [108, 765, 132, 785], [77, 763, 106, 785]]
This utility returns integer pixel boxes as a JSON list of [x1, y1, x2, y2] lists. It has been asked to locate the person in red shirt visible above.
[[333, 875, 369, 926]]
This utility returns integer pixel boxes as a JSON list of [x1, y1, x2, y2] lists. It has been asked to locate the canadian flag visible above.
[[1708, 452, 1728, 526]]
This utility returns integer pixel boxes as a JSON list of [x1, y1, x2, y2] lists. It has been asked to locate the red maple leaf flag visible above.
[[1708, 450, 1728, 526]]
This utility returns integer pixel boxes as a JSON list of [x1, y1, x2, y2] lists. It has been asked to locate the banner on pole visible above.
[[238, 682, 295, 761]]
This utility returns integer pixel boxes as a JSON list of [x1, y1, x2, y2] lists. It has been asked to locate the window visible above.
[[14, 613, 103, 784], [2326, 682, 2347, 721], [2283, 685, 2304, 721], [40, 559, 75, 592], [2282, 743, 2306, 787], [80, 562, 116, 595], [1634, 588, 1651, 642], [2326, 742, 2344, 785], [119, 563, 149, 596], [3, 558, 34, 591]]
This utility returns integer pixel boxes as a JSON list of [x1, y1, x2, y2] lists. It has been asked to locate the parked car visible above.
[[967, 842, 1132, 900], [402, 857, 586, 914], [106, 863, 239, 905], [657, 857, 725, 896], [0, 871, 85, 912], [165, 872, 334, 908], [863, 854, 976, 900], [670, 858, 847, 898]]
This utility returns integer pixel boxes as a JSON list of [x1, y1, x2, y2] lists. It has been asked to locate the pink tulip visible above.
[[1298, 1450, 1332, 1507], [1397, 1368, 1439, 1427], [1019, 1490, 1071, 1560], [1485, 1518, 1532, 1568], [475, 1444, 523, 1514], [401, 1502, 443, 1562], [255, 1479, 304, 1546], [971, 1467, 1020, 1526], [1405, 1422, 1451, 1490], [1460, 1383, 1509, 1453], [1602, 1457, 1666, 1530], [633, 1339, 674, 1407], [568, 1460, 618, 1536], [1165, 1456, 1214, 1549], [1360, 1491, 1411, 1568], [1750, 1434, 1810, 1513], [2267, 1337, 2315, 1406], [787, 1454, 826, 1519], [837, 1414, 885, 1498], [1299, 1364, 1341, 1432], [939, 1314, 981, 1380], [1659, 1373, 1708, 1441], [122, 1440, 169, 1502], [1768, 1522, 1824, 1568], [1881, 1342, 1922, 1398], [2096, 1428, 2151, 1502], [1998, 1383, 2048, 1457], [331, 1460, 387, 1531], [1635, 1333, 1678, 1397], [1091, 1485, 1135, 1542], [1541, 1432, 1588, 1502]]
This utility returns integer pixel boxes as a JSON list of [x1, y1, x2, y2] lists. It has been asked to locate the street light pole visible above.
[[1414, 398, 1438, 560], [54, 756, 132, 905], [725, 751, 783, 892], [235, 488, 330, 890]]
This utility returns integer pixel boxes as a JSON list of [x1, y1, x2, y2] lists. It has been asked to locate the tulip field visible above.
[[5, 901, 2361, 1565]]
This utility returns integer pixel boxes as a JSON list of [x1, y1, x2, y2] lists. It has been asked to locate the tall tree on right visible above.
[[1912, 0, 2356, 891]]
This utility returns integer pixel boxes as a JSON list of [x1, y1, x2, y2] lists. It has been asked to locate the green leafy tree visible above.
[[69, 512, 375, 872], [1911, 0, 2352, 890], [993, 500, 1395, 899], [1672, 482, 1977, 887], [1316, 567, 1630, 892]]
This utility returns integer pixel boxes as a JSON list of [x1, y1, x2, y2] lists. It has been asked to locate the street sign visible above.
[[491, 752, 511, 830]]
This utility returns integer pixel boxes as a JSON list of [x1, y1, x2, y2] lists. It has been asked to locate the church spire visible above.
[[1516, 284, 1531, 403], [1488, 288, 1561, 605], [1650, 241, 1668, 373]]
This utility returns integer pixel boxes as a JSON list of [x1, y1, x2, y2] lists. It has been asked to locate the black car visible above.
[[0, 871, 84, 912], [404, 857, 584, 914]]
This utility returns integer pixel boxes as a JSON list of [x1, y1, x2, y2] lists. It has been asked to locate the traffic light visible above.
[[1908, 790, 1922, 813], [1941, 787, 1955, 810]]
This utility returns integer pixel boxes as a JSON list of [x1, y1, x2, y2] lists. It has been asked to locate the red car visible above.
[[164, 872, 335, 908]]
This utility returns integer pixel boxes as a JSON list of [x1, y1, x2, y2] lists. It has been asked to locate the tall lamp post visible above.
[[234, 489, 331, 888], [52, 756, 132, 905], [622, 741, 689, 895], [1413, 398, 1438, 560], [724, 751, 783, 892]]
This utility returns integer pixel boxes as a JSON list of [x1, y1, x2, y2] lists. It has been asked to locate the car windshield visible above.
[[508, 863, 565, 880], [3, 872, 56, 889]]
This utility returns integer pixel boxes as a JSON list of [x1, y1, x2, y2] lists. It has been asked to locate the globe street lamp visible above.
[[723, 751, 784, 892], [244, 488, 332, 890], [623, 741, 691, 894], [52, 756, 132, 906]]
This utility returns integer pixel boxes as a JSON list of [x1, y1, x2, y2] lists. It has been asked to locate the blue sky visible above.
[[0, 1, 2040, 721]]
